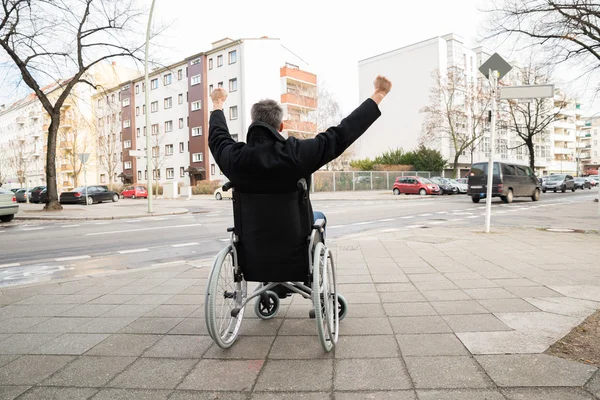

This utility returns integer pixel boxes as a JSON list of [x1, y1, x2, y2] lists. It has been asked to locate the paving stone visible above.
[[172, 391, 249, 400], [162, 295, 203, 305], [179, 359, 263, 391], [0, 333, 59, 354], [335, 358, 411, 390], [0, 386, 30, 400], [2, 304, 75, 317], [477, 298, 540, 313], [0, 355, 74, 385], [278, 319, 319, 336], [239, 318, 283, 336], [586, 369, 600, 398], [430, 301, 488, 315], [405, 356, 492, 389], [337, 317, 393, 335], [0, 317, 49, 333], [416, 389, 506, 400], [492, 278, 538, 287], [421, 290, 472, 301], [379, 292, 427, 303], [408, 274, 448, 282], [383, 303, 437, 317], [143, 304, 198, 318], [88, 294, 136, 304], [143, 335, 212, 358], [453, 280, 500, 289], [337, 275, 373, 284], [119, 317, 184, 334], [523, 298, 592, 318], [372, 274, 410, 283], [442, 314, 513, 333], [375, 283, 416, 292], [59, 304, 116, 317], [254, 359, 331, 391], [0, 335, 9, 343], [476, 354, 597, 387], [495, 312, 580, 338], [35, 333, 109, 355], [0, 355, 18, 368], [15, 387, 98, 400], [25, 317, 90, 333], [501, 387, 596, 399], [72, 317, 137, 333], [253, 392, 329, 400], [389, 316, 452, 334], [341, 292, 381, 304], [169, 318, 209, 335], [266, 336, 329, 360], [338, 283, 377, 293], [397, 334, 469, 356], [108, 357, 196, 389], [90, 388, 171, 400], [335, 335, 399, 358], [414, 281, 459, 291], [505, 286, 563, 298], [101, 304, 159, 318], [464, 288, 517, 300], [457, 330, 554, 354], [43, 356, 135, 387], [336, 303, 386, 318], [86, 334, 162, 356], [334, 392, 416, 400]]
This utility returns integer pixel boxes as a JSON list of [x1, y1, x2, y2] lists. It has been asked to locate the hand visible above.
[[211, 88, 228, 110], [371, 75, 392, 105]]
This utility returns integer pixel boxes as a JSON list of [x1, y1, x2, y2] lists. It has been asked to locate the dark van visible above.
[[467, 162, 540, 204]]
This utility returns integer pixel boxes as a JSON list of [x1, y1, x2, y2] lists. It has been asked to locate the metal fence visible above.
[[311, 171, 433, 192]]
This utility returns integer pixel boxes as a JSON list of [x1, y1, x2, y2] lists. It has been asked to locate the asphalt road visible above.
[[1, 190, 598, 287]]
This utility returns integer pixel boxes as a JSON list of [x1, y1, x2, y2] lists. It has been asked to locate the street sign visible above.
[[77, 153, 90, 164], [479, 53, 513, 80], [129, 150, 144, 157], [500, 84, 555, 100]]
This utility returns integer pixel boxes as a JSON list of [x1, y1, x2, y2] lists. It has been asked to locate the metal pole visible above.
[[145, 0, 156, 214], [84, 162, 88, 206], [332, 171, 336, 192], [485, 69, 497, 233]]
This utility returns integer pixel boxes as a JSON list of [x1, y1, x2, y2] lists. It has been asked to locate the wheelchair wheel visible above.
[[337, 293, 348, 321], [312, 242, 338, 352], [254, 290, 280, 320], [205, 245, 247, 348]]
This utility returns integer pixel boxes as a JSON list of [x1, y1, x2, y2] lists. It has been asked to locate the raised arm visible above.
[[208, 88, 236, 170], [294, 75, 392, 173]]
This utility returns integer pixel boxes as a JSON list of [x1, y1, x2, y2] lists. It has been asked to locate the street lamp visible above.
[[144, 0, 157, 214]]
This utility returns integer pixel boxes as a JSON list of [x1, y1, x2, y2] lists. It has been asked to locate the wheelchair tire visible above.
[[254, 290, 280, 320], [337, 293, 348, 321], [312, 242, 337, 352], [205, 245, 247, 349]]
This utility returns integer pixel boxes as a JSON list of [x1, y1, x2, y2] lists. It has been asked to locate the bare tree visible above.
[[7, 138, 29, 186], [97, 111, 121, 191], [420, 69, 492, 177], [484, 1, 600, 77], [59, 110, 94, 188], [0, 0, 151, 210], [283, 81, 318, 140], [315, 85, 349, 170], [503, 65, 566, 170], [0, 154, 9, 185], [150, 124, 165, 198]]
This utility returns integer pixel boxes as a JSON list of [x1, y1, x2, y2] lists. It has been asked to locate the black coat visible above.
[[208, 98, 381, 194]]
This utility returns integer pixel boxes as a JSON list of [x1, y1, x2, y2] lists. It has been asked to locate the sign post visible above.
[[78, 153, 90, 206]]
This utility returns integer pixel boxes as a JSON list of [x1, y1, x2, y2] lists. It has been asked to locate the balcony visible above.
[[32, 131, 41, 139], [553, 120, 574, 130], [280, 65, 317, 85], [553, 133, 574, 142], [16, 116, 26, 125], [553, 147, 573, 155], [30, 112, 40, 120], [60, 164, 73, 173], [59, 141, 73, 150], [576, 120, 585, 127], [281, 93, 317, 109], [282, 120, 317, 134]]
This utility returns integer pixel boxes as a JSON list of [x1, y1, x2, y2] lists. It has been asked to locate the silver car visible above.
[[0, 187, 19, 223]]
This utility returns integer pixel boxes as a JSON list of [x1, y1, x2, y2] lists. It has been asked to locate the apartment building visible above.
[[357, 33, 583, 177], [93, 37, 316, 188], [581, 115, 600, 175]]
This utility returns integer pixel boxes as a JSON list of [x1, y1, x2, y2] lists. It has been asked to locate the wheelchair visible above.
[[204, 179, 348, 352]]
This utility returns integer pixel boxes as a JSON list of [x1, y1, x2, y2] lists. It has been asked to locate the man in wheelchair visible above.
[[205, 75, 392, 351]]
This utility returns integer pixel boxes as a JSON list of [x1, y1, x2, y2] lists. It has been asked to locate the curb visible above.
[[14, 210, 189, 221]]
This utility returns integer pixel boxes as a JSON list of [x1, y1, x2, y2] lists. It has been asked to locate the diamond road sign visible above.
[[77, 153, 90, 164], [479, 53, 512, 80]]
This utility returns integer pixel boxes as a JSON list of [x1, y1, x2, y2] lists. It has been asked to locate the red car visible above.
[[393, 176, 440, 196], [120, 185, 148, 199]]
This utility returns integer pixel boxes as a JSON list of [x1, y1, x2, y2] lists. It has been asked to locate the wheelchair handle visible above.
[[222, 182, 234, 192], [297, 179, 308, 191]]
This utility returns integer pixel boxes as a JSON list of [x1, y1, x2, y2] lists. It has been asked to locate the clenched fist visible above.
[[210, 88, 228, 110], [370, 75, 392, 105]]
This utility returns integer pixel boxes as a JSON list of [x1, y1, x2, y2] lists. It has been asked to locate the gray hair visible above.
[[251, 99, 283, 130]]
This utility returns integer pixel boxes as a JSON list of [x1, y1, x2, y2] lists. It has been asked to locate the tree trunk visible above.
[[453, 153, 461, 178], [44, 114, 63, 211], [527, 140, 535, 171]]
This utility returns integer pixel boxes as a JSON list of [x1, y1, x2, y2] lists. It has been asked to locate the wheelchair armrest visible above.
[[227, 227, 234, 232], [222, 182, 234, 192], [312, 218, 325, 230]]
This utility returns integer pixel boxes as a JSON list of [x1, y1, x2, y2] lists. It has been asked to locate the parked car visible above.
[[574, 177, 592, 190], [214, 183, 233, 200], [60, 186, 120, 205], [449, 178, 468, 194], [468, 161, 540, 204], [542, 174, 575, 193], [587, 175, 599, 187], [0, 187, 18, 222], [393, 176, 440, 196], [9, 188, 21, 194], [15, 188, 32, 203], [29, 186, 46, 203], [430, 177, 457, 195], [121, 185, 148, 199], [39, 189, 49, 204]]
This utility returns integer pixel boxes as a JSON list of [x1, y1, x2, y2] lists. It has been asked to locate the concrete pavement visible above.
[[0, 225, 599, 399], [15, 202, 189, 220]]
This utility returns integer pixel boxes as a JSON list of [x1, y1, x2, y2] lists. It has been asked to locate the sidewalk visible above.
[[15, 201, 189, 220], [0, 226, 599, 399]]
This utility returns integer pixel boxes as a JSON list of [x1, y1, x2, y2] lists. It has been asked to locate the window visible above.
[[192, 127, 202, 137], [192, 101, 201, 111], [152, 146, 159, 157], [191, 58, 200, 65], [192, 152, 203, 162], [151, 101, 158, 113], [218, 81, 223, 89], [165, 144, 174, 155], [165, 120, 173, 132], [229, 106, 238, 120], [179, 142, 184, 153], [143, 126, 147, 136], [229, 78, 237, 92], [178, 93, 183, 105], [228, 50, 237, 64], [142, 82, 145, 92], [124, 161, 132, 169], [123, 120, 131, 129], [135, 84, 139, 94], [178, 69, 183, 80], [143, 105, 146, 114], [217, 55, 223, 67], [100, 174, 106, 183], [97, 99, 103, 108], [122, 84, 130, 91], [122, 98, 130, 107], [152, 124, 159, 135], [151, 78, 158, 90], [178, 118, 184, 129], [209, 84, 213, 94], [180, 167, 185, 177], [135, 106, 140, 116], [124, 140, 131, 149], [209, 58, 213, 70], [163, 73, 172, 86], [164, 97, 172, 109], [191, 74, 201, 86], [595, 140, 598, 146], [136, 128, 140, 137], [111, 94, 115, 103], [138, 171, 142, 180], [166, 168, 174, 179], [153, 169, 160, 179]]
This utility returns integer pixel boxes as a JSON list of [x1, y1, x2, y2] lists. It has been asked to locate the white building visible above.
[[581, 115, 600, 175]]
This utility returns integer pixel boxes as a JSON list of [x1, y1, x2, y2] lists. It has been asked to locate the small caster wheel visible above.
[[309, 309, 316, 319], [337, 294, 348, 321], [255, 290, 279, 320]]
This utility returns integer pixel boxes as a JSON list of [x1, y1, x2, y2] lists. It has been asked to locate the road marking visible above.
[[495, 211, 507, 214], [328, 225, 345, 229], [377, 218, 396, 222], [62, 224, 80, 228], [55, 255, 91, 261], [401, 216, 415, 219], [0, 231, 5, 233], [118, 248, 149, 254], [0, 263, 20, 269], [149, 217, 169, 221], [429, 221, 445, 225], [125, 219, 142, 223], [22, 227, 44, 231], [86, 223, 202, 236], [466, 215, 480, 219], [353, 221, 374, 226], [405, 225, 425, 229], [379, 228, 399, 233], [418, 213, 432, 217], [171, 242, 199, 248], [95, 222, 110, 225], [435, 211, 448, 214]]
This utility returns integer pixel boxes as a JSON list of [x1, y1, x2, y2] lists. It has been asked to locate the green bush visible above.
[[192, 180, 221, 195], [412, 145, 446, 173], [349, 158, 377, 171]]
